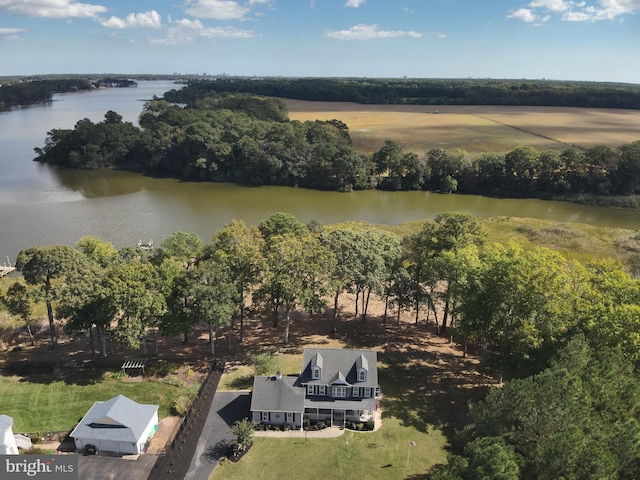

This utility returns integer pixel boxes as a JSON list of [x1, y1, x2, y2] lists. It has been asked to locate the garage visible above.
[[70, 395, 159, 456]]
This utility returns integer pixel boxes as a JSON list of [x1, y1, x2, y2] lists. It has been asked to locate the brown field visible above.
[[285, 99, 640, 156]]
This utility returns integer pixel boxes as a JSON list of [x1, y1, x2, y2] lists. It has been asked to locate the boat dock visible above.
[[0, 257, 16, 278]]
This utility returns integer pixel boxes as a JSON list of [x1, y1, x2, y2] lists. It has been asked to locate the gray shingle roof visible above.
[[250, 376, 305, 413], [70, 395, 158, 443], [299, 348, 378, 387]]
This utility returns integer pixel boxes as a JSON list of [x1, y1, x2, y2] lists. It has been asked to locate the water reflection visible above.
[[46, 166, 146, 198]]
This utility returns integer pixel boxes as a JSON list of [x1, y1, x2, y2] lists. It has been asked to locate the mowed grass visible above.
[[211, 420, 446, 480], [0, 371, 183, 433], [219, 353, 302, 391], [285, 100, 640, 155]]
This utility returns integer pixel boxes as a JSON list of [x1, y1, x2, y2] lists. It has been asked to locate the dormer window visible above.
[[312, 366, 321, 380], [356, 354, 368, 382]]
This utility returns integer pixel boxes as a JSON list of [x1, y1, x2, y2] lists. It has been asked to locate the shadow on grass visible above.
[[334, 312, 491, 440], [227, 375, 253, 390], [17, 368, 104, 386]]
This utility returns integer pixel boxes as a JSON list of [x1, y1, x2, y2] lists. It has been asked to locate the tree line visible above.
[[0, 77, 142, 107], [2, 212, 640, 478], [33, 88, 640, 199], [0, 78, 93, 107], [177, 77, 640, 109]]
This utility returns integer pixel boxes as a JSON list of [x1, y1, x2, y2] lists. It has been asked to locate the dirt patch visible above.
[[146, 416, 181, 455]]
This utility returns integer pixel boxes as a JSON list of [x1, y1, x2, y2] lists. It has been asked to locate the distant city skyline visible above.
[[1, 0, 639, 83]]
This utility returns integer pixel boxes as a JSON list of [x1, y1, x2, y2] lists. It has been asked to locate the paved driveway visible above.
[[184, 391, 251, 480], [77, 454, 158, 480]]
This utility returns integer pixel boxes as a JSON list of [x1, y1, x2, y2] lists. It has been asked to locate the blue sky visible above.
[[1, 0, 639, 83]]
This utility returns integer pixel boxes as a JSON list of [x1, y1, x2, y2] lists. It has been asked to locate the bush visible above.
[[172, 394, 193, 416], [252, 353, 277, 376], [231, 418, 254, 449]]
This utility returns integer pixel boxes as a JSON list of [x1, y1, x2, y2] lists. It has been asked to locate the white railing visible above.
[[14, 434, 32, 450]]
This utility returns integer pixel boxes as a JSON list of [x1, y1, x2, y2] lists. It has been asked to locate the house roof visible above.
[[250, 376, 305, 413], [300, 348, 379, 387], [70, 395, 158, 443]]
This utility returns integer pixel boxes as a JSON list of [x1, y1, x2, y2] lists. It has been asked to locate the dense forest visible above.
[[2, 212, 640, 479], [175, 77, 640, 109], [34, 87, 640, 201], [0, 78, 93, 107], [0, 77, 140, 107]]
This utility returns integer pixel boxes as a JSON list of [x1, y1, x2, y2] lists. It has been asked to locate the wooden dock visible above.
[[1, 257, 16, 278]]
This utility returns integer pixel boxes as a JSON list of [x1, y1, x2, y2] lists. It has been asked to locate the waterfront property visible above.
[[250, 348, 381, 429], [70, 394, 158, 455]]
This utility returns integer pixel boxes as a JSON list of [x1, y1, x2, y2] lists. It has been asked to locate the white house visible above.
[[70, 395, 158, 455], [0, 415, 19, 455]]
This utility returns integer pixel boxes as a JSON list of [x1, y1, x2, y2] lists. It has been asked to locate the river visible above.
[[1, 81, 638, 262]]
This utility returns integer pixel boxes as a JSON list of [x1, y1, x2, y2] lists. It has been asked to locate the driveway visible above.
[[184, 391, 251, 480], [77, 454, 158, 480]]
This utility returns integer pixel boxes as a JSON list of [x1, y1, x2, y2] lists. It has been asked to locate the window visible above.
[[333, 386, 346, 398], [358, 369, 367, 382], [352, 387, 359, 397], [364, 387, 371, 398], [319, 385, 326, 395], [286, 412, 294, 423], [262, 412, 269, 422], [307, 384, 314, 395], [312, 367, 321, 379]]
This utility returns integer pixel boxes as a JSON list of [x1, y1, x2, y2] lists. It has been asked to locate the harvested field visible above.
[[285, 100, 640, 155]]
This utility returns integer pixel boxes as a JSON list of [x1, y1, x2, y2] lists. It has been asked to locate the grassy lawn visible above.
[[218, 353, 302, 391], [211, 418, 446, 480], [0, 370, 184, 433]]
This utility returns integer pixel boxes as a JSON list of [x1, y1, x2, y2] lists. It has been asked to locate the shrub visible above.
[[252, 353, 277, 376], [172, 394, 193, 416], [231, 418, 254, 449]]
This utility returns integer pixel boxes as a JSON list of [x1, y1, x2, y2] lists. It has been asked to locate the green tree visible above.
[[76, 235, 118, 267], [458, 242, 574, 379], [321, 229, 361, 332], [208, 220, 264, 343], [105, 259, 166, 350], [159, 231, 205, 264], [4, 282, 35, 344], [254, 232, 335, 343], [16, 245, 88, 348]]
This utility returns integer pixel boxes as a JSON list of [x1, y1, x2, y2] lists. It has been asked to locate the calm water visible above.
[[1, 81, 638, 261]]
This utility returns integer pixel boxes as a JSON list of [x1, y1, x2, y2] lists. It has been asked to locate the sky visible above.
[[1, 0, 639, 83]]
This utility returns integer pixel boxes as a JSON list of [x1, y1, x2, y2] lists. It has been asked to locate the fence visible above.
[[147, 360, 224, 480]]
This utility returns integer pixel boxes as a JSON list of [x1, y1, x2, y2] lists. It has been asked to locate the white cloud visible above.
[[508, 8, 538, 21], [151, 18, 258, 45], [510, 0, 640, 22], [345, 0, 366, 7], [325, 24, 422, 40], [529, 0, 570, 11], [185, 0, 249, 20], [0, 0, 107, 18], [99, 10, 161, 29], [0, 26, 26, 40]]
